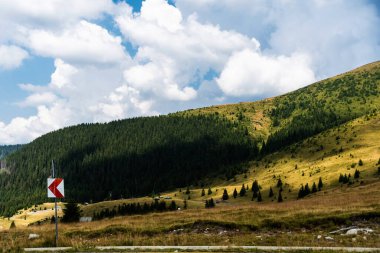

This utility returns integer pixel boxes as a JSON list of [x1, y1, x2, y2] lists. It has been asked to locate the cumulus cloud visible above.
[[217, 49, 315, 96], [27, 21, 127, 64], [0, 102, 72, 144], [116, 0, 259, 102], [176, 0, 380, 78], [18, 92, 58, 107], [0, 45, 28, 70]]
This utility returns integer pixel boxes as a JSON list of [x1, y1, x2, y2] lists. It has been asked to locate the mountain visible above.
[[0, 145, 22, 160], [0, 61, 379, 217]]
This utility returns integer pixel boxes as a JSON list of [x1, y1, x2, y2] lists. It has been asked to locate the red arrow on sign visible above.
[[48, 178, 64, 198]]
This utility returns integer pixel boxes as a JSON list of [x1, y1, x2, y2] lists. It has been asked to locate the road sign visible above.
[[48, 178, 64, 198]]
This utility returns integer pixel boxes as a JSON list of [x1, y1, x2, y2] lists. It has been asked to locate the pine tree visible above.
[[251, 180, 259, 193], [209, 198, 215, 208], [207, 188, 212, 195], [318, 177, 323, 190], [170, 201, 177, 211], [233, 188, 238, 198], [358, 159, 363, 166], [9, 221, 16, 229], [257, 191, 262, 202], [311, 182, 317, 193], [62, 202, 81, 223], [222, 189, 229, 200], [354, 169, 360, 179], [339, 173, 343, 183], [304, 183, 310, 195], [298, 185, 304, 199], [269, 187, 274, 197], [185, 186, 190, 194], [277, 178, 283, 188], [278, 191, 283, 203], [239, 184, 246, 196], [201, 188, 205, 197]]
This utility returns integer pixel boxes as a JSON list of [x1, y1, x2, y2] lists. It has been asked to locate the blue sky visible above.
[[0, 0, 379, 144]]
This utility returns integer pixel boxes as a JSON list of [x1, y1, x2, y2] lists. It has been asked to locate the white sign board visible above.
[[47, 178, 64, 198]]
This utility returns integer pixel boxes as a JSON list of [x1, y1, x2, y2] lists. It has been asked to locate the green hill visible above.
[[0, 115, 257, 216], [0, 61, 379, 217]]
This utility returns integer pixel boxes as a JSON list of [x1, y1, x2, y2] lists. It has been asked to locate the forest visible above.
[[0, 115, 257, 216]]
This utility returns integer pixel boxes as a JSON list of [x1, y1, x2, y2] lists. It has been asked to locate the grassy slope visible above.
[[177, 61, 380, 144], [3, 111, 379, 229]]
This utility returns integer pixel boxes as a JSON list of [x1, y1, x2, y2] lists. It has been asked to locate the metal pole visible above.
[[52, 160, 58, 247]]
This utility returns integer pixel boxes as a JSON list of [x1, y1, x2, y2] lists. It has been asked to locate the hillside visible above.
[[78, 112, 380, 216], [179, 61, 380, 151], [0, 115, 257, 216], [0, 61, 379, 217], [1, 113, 379, 249]]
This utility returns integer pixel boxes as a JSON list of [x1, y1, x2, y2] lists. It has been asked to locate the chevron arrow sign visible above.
[[48, 178, 64, 198]]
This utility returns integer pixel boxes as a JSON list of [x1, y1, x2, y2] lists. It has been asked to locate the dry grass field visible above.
[[0, 180, 379, 251]]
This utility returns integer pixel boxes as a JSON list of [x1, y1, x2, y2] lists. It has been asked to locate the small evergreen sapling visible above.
[[222, 189, 229, 200], [239, 184, 246, 196], [277, 178, 283, 188], [277, 191, 283, 202], [354, 169, 360, 179], [252, 180, 259, 193], [311, 182, 317, 193], [304, 183, 310, 195], [269, 187, 274, 197], [208, 188, 212, 195], [201, 188, 205, 197], [318, 177, 323, 191], [233, 188, 238, 199]]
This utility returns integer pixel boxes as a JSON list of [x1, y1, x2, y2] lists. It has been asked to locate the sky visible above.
[[0, 0, 379, 145]]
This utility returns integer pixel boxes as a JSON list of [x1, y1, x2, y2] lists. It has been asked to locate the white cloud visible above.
[[217, 49, 315, 96], [18, 92, 58, 107], [0, 45, 28, 70], [0, 102, 71, 145], [116, 0, 259, 102], [27, 21, 127, 64], [176, 0, 380, 78], [50, 59, 78, 89], [141, 0, 183, 32]]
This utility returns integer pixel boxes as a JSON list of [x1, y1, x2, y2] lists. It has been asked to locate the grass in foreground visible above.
[[1, 179, 379, 251]]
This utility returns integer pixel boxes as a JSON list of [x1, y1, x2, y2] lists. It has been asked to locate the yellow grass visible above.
[[0, 180, 379, 250]]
